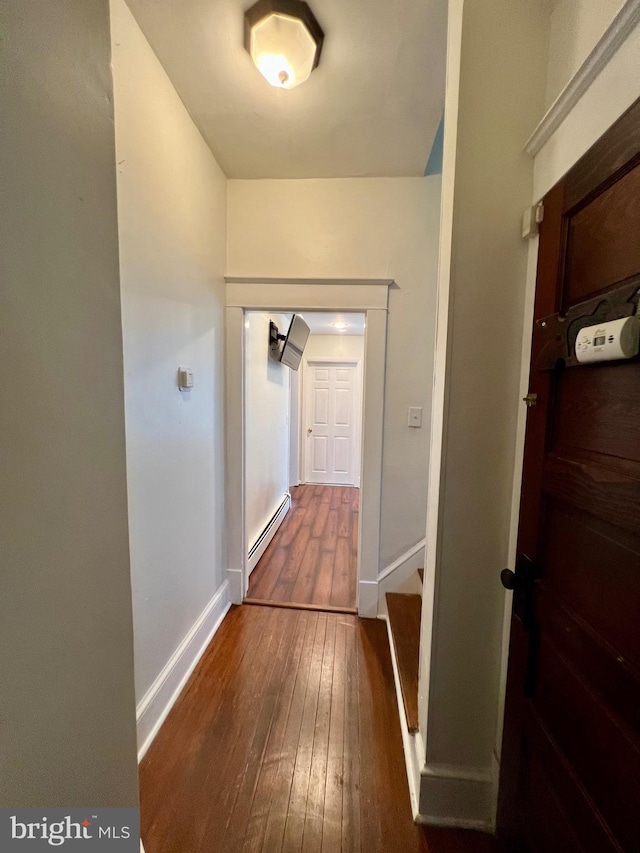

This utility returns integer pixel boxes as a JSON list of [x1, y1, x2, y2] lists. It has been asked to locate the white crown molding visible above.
[[525, 0, 640, 156], [224, 276, 395, 286]]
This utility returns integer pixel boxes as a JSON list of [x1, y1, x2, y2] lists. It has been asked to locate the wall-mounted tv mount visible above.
[[268, 315, 311, 371], [269, 321, 285, 351]]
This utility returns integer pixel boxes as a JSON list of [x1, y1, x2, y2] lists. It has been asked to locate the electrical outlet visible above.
[[408, 407, 422, 428]]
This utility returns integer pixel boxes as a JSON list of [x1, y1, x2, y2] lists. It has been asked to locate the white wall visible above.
[[245, 312, 291, 551], [227, 178, 441, 570], [419, 0, 550, 827], [545, 0, 625, 106], [0, 0, 138, 805], [111, 0, 227, 707], [304, 334, 365, 362]]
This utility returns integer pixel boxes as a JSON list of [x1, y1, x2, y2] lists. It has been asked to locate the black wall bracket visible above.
[[269, 321, 286, 351]]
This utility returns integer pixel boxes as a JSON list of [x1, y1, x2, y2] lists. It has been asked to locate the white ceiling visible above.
[[299, 312, 365, 336], [125, 0, 447, 179]]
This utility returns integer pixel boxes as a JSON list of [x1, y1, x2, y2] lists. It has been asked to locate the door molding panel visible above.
[[224, 278, 391, 617]]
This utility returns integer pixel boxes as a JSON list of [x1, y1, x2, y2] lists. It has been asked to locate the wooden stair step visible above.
[[386, 592, 421, 733]]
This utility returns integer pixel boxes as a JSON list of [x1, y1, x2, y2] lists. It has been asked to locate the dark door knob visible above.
[[501, 568, 517, 590]]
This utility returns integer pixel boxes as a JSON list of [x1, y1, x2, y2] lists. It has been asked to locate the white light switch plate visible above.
[[178, 367, 194, 390], [408, 406, 422, 428]]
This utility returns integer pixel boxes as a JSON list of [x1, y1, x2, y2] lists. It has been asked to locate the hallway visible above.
[[247, 485, 358, 611], [140, 604, 494, 853]]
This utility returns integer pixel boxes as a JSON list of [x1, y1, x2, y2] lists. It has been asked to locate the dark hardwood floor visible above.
[[246, 485, 358, 611], [140, 605, 495, 853]]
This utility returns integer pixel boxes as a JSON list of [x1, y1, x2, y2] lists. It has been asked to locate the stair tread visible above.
[[386, 592, 421, 733]]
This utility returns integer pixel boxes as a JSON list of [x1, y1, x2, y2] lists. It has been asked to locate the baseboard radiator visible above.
[[247, 493, 291, 574]]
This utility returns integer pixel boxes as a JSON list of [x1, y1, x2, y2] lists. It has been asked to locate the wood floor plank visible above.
[[248, 486, 357, 610], [321, 509, 338, 555], [140, 605, 275, 851], [140, 605, 495, 853], [341, 618, 361, 853], [302, 614, 337, 853], [261, 613, 321, 853], [282, 613, 328, 851], [278, 506, 307, 548], [299, 485, 314, 508], [321, 616, 346, 853], [337, 502, 351, 538], [249, 546, 288, 600], [356, 622, 384, 853], [311, 551, 336, 607], [221, 609, 306, 848], [271, 526, 313, 602], [190, 607, 285, 850], [290, 536, 322, 605], [330, 537, 352, 609], [240, 610, 311, 853], [215, 608, 296, 845], [311, 498, 331, 539]]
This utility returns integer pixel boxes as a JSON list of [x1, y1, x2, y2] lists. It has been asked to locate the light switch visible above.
[[178, 367, 194, 390], [408, 406, 422, 428]]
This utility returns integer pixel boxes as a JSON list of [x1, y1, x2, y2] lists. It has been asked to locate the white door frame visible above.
[[300, 356, 363, 488], [224, 277, 392, 617]]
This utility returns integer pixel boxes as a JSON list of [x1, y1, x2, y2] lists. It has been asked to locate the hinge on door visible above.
[[523, 393, 538, 407], [521, 203, 544, 239]]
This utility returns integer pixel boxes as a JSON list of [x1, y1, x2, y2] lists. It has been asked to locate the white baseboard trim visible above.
[[358, 579, 378, 618], [227, 567, 244, 604], [382, 610, 496, 831], [380, 613, 424, 819], [247, 493, 291, 575], [378, 538, 426, 583], [417, 763, 496, 832], [136, 579, 231, 762]]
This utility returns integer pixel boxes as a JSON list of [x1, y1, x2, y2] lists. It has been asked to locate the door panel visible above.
[[554, 363, 640, 462], [304, 360, 361, 486], [522, 709, 619, 853], [498, 98, 640, 852]]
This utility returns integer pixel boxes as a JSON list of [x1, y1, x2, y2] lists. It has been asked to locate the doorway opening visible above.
[[243, 311, 365, 612], [224, 276, 391, 618]]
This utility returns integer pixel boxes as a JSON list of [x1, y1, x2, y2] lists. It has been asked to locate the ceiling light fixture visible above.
[[332, 320, 348, 330], [244, 0, 324, 90]]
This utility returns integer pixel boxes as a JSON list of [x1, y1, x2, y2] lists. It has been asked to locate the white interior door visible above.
[[303, 360, 361, 486]]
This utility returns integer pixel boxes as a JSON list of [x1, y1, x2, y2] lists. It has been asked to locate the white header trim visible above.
[[225, 276, 395, 287]]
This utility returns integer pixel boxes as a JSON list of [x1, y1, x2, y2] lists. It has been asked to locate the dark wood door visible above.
[[497, 99, 640, 853]]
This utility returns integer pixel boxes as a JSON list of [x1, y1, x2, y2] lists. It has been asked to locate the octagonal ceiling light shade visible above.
[[244, 0, 324, 90]]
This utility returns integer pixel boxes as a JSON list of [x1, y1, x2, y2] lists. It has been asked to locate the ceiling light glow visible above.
[[245, 0, 324, 90], [332, 320, 348, 330]]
